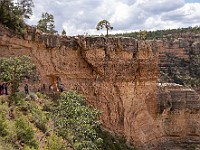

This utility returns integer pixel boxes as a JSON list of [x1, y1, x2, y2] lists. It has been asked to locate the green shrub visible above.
[[99, 129, 135, 150], [0, 116, 8, 137], [32, 110, 47, 133], [29, 92, 38, 101], [12, 92, 26, 105], [30, 103, 48, 133], [36, 92, 53, 111], [53, 91, 103, 150], [15, 118, 38, 149], [36, 92, 48, 99], [0, 104, 10, 138], [45, 133, 65, 150], [0, 95, 9, 104], [0, 102, 9, 116], [3, 120, 16, 143], [24, 92, 38, 101], [22, 145, 36, 150]]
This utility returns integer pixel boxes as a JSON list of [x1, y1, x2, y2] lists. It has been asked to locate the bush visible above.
[[3, 120, 16, 143], [32, 108, 47, 133], [53, 91, 103, 150], [36, 92, 49, 99], [26, 101, 48, 133], [15, 118, 38, 149], [22, 145, 36, 150], [0, 115, 8, 137], [0, 95, 9, 104], [0, 103, 10, 137], [24, 92, 38, 101], [45, 133, 65, 150], [29, 92, 38, 101], [99, 129, 135, 150], [12, 92, 26, 105]]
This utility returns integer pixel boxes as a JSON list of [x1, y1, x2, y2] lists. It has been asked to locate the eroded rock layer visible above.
[[1, 25, 200, 149]]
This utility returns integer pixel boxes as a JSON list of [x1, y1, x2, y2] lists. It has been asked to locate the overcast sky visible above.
[[27, 0, 200, 36]]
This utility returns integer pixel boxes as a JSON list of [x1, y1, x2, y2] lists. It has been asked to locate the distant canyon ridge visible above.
[[0, 24, 200, 150]]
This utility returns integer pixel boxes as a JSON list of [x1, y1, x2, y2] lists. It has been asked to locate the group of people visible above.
[[0, 82, 29, 96], [0, 83, 8, 95], [0, 81, 64, 96], [49, 83, 64, 93]]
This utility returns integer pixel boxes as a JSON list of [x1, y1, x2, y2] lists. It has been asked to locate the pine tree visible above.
[[61, 29, 66, 36], [96, 20, 113, 37], [16, 0, 34, 19], [37, 12, 57, 34]]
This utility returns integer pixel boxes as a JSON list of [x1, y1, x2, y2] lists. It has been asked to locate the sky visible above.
[[27, 0, 200, 36]]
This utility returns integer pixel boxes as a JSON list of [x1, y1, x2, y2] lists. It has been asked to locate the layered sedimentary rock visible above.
[[159, 34, 200, 93], [1, 24, 200, 149], [140, 83, 200, 150]]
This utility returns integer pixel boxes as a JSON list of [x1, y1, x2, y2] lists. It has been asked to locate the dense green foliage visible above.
[[45, 133, 65, 150], [99, 130, 135, 150], [0, 90, 135, 149], [161, 44, 200, 88], [0, 94, 39, 149], [53, 91, 103, 150], [96, 20, 113, 37], [0, 55, 36, 98], [15, 117, 38, 149], [16, 0, 34, 19], [37, 12, 57, 34], [0, 0, 34, 34], [0, 55, 134, 150], [113, 26, 200, 39]]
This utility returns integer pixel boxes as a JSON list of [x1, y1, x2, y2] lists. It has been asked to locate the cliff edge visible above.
[[1, 25, 200, 149]]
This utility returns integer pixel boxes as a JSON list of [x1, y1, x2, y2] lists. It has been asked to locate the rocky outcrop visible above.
[[1, 25, 200, 149], [141, 83, 200, 150], [159, 34, 200, 91]]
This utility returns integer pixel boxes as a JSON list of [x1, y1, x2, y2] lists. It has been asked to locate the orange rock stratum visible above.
[[1, 25, 200, 149]]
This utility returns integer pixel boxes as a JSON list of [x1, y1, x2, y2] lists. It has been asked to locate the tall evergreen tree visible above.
[[16, 0, 34, 19], [96, 20, 113, 37], [37, 12, 57, 34], [0, 0, 34, 33], [61, 29, 66, 36]]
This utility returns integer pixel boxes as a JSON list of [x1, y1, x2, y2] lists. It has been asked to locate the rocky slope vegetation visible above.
[[159, 33, 200, 92], [1, 24, 200, 149]]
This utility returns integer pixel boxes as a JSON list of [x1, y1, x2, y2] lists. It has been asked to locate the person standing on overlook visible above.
[[24, 84, 29, 95]]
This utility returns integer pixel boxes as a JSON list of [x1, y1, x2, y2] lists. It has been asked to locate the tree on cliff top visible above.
[[61, 29, 66, 36], [0, 55, 36, 102], [96, 20, 113, 37], [37, 12, 57, 34], [137, 30, 148, 40], [16, 0, 34, 19], [0, 0, 34, 34]]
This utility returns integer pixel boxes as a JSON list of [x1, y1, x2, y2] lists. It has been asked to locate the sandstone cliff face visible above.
[[159, 34, 200, 92], [142, 83, 200, 150], [1, 25, 200, 149]]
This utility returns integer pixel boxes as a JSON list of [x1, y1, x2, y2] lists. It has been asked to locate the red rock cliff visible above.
[[1, 25, 200, 149]]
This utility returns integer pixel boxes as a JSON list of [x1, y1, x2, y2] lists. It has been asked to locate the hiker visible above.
[[24, 84, 29, 95], [1, 83, 6, 95], [5, 83, 8, 95], [0, 82, 2, 95], [59, 84, 64, 92], [49, 85, 54, 92]]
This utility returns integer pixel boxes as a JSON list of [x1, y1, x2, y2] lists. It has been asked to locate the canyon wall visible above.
[[1, 25, 200, 149]]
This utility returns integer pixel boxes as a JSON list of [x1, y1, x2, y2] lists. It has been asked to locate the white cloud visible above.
[[27, 0, 200, 36], [162, 3, 200, 26]]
